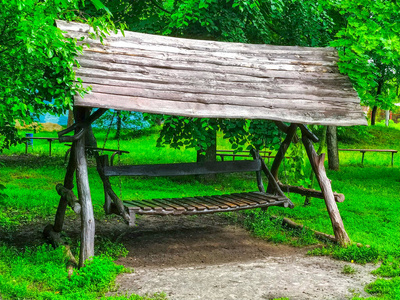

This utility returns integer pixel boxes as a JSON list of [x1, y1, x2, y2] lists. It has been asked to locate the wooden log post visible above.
[[267, 124, 297, 194], [75, 107, 95, 268], [301, 131, 351, 246], [52, 143, 77, 233]]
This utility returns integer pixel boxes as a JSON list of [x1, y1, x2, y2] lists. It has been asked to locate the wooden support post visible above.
[[267, 124, 297, 194], [53, 143, 77, 233], [301, 132, 351, 246], [75, 107, 95, 268]]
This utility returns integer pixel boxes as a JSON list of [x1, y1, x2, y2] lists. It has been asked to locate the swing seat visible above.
[[96, 151, 294, 226]]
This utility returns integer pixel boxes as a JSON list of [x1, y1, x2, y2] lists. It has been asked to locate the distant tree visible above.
[[330, 0, 400, 125]]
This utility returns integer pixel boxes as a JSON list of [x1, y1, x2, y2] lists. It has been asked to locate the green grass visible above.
[[1, 121, 400, 299]]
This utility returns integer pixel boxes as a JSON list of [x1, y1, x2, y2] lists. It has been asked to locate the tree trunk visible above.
[[196, 130, 217, 163], [327, 126, 339, 171], [196, 129, 216, 181], [85, 125, 98, 148], [67, 109, 74, 127], [72, 108, 97, 148], [371, 106, 378, 125], [371, 80, 383, 126], [385, 110, 390, 127]]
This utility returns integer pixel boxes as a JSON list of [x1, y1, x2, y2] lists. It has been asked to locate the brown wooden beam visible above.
[[267, 124, 297, 194], [278, 182, 345, 203], [301, 131, 350, 246]]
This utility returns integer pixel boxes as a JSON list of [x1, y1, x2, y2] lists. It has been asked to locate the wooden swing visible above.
[[47, 21, 367, 267]]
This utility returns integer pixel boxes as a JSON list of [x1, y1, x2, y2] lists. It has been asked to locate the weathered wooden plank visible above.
[[82, 47, 339, 70], [77, 70, 355, 98], [78, 58, 347, 83], [79, 77, 356, 102], [79, 52, 340, 76], [77, 93, 366, 126], [84, 83, 359, 108], [104, 160, 261, 177], [57, 21, 338, 56]]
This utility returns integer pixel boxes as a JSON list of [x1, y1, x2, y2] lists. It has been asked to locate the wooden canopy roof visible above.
[[57, 20, 367, 126]]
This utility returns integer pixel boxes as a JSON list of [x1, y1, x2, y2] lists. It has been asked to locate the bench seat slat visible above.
[[164, 198, 197, 211], [104, 160, 262, 177], [202, 196, 230, 209], [146, 199, 175, 211], [124, 191, 292, 215]]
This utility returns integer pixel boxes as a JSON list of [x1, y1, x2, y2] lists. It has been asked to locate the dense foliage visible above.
[[330, 0, 400, 123], [0, 0, 116, 152]]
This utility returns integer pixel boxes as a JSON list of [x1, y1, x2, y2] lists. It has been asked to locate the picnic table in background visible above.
[[23, 137, 58, 156], [217, 149, 293, 163], [64, 144, 129, 166], [338, 149, 398, 166]]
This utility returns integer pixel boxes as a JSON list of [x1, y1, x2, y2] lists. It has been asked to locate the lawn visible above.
[[0, 120, 399, 299]]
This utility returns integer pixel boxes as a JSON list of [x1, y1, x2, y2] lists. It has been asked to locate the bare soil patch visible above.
[[108, 214, 376, 300]]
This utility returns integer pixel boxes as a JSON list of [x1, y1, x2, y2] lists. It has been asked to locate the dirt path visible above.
[[108, 215, 377, 300]]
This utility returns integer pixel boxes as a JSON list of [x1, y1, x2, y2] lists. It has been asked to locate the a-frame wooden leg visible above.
[[75, 108, 95, 268], [302, 134, 351, 246], [267, 124, 297, 193]]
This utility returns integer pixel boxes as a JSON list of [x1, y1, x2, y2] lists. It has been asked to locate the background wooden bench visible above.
[[64, 145, 129, 166], [339, 149, 398, 166], [217, 149, 293, 163]]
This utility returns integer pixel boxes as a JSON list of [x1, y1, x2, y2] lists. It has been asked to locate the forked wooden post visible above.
[[301, 132, 351, 246], [75, 107, 95, 267]]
